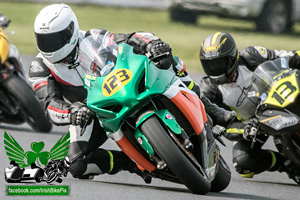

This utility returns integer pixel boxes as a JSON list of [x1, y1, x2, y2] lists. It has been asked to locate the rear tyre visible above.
[[141, 116, 211, 194], [2, 74, 52, 132], [210, 155, 231, 192]]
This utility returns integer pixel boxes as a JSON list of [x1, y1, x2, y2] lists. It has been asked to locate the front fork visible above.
[[201, 123, 220, 181]]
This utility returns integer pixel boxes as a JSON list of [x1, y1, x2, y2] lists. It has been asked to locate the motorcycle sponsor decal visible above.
[[136, 110, 154, 125], [100, 61, 115, 76], [280, 57, 288, 69], [247, 91, 259, 98], [261, 93, 267, 101], [165, 113, 173, 120], [4, 131, 70, 184], [138, 137, 143, 145], [84, 78, 91, 87], [118, 46, 123, 54], [102, 68, 132, 97], [254, 46, 267, 58], [261, 115, 298, 130], [264, 73, 299, 107]]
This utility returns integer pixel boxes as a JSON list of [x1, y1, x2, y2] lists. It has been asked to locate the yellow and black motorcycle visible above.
[[0, 21, 52, 132], [251, 57, 300, 184]]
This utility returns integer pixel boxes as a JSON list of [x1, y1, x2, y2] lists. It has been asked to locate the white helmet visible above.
[[34, 4, 79, 63]]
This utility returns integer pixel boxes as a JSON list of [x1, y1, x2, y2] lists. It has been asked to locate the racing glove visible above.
[[146, 40, 173, 69], [70, 102, 93, 127], [243, 118, 260, 141]]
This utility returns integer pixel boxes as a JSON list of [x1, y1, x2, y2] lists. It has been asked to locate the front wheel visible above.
[[2, 74, 52, 132], [141, 116, 211, 194], [210, 155, 231, 192]]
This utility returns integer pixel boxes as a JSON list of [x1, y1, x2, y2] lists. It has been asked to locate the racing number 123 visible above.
[[103, 69, 130, 95]]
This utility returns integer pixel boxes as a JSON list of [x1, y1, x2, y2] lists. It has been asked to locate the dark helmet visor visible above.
[[201, 56, 230, 76], [35, 21, 74, 53]]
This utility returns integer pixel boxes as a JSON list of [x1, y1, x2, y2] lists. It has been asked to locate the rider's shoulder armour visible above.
[[29, 57, 51, 78]]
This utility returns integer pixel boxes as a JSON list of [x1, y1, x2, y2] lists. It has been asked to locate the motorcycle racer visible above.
[[199, 32, 300, 179], [29, 4, 234, 181]]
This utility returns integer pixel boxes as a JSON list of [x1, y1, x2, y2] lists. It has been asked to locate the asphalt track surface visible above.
[[0, 55, 298, 200]]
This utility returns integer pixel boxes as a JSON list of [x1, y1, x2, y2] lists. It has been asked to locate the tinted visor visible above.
[[201, 57, 230, 76], [35, 21, 74, 53]]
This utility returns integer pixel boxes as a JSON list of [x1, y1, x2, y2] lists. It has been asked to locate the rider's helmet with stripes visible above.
[[199, 32, 239, 85]]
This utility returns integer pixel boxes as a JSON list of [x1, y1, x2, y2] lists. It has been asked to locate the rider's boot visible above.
[[70, 149, 151, 183], [266, 150, 300, 184], [276, 159, 300, 184], [201, 96, 236, 127], [108, 150, 152, 184]]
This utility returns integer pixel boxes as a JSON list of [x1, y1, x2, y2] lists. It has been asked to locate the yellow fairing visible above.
[[0, 28, 9, 64], [264, 73, 299, 107]]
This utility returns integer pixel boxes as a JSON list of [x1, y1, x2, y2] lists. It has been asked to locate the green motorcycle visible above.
[[78, 33, 231, 194]]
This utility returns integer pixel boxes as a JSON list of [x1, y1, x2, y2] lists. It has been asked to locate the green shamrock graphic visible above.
[[4, 132, 70, 168], [25, 142, 50, 166]]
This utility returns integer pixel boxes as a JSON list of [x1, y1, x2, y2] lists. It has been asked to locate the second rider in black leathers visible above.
[[199, 32, 300, 179]]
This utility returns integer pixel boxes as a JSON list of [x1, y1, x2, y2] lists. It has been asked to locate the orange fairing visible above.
[[170, 91, 207, 135], [116, 134, 156, 172], [0, 28, 9, 64]]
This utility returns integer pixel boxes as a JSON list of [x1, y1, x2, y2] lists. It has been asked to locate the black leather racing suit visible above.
[[29, 29, 199, 178], [200, 46, 300, 175]]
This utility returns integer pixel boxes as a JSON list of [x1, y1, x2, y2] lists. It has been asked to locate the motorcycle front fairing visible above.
[[0, 31, 24, 121], [251, 58, 300, 174], [83, 43, 175, 133], [252, 59, 300, 132], [0, 29, 25, 81], [82, 42, 219, 180], [82, 43, 177, 172]]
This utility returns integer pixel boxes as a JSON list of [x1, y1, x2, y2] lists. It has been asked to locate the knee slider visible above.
[[69, 156, 88, 178], [233, 152, 256, 173]]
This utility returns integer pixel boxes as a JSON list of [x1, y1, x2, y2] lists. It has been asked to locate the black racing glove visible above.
[[243, 118, 260, 141], [146, 40, 173, 69], [70, 102, 93, 127]]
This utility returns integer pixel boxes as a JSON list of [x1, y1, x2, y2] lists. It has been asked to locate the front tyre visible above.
[[2, 74, 52, 132], [141, 116, 211, 194], [210, 155, 231, 192]]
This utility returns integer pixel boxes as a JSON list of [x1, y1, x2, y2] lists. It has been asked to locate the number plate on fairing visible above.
[[264, 73, 299, 107], [102, 69, 132, 97]]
